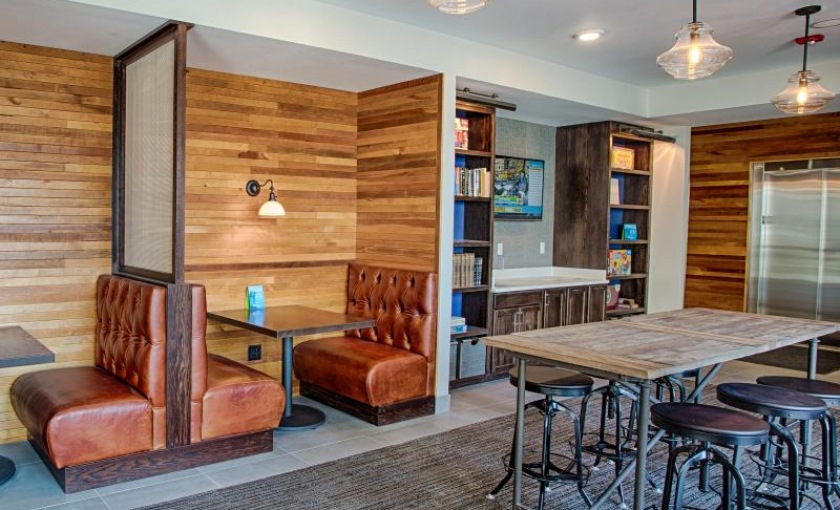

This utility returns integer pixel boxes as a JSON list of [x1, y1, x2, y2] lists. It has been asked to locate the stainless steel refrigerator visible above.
[[748, 158, 840, 324]]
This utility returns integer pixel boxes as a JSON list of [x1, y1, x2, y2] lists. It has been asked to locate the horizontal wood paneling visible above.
[[686, 113, 840, 311], [184, 69, 358, 376], [356, 75, 442, 272], [0, 42, 112, 443]]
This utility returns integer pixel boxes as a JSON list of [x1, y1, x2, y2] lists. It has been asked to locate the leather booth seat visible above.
[[11, 275, 284, 471], [294, 264, 437, 425]]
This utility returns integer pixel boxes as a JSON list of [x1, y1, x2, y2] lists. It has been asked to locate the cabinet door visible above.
[[542, 289, 566, 328], [565, 286, 588, 325], [489, 308, 518, 374], [520, 304, 543, 331], [587, 285, 607, 322]]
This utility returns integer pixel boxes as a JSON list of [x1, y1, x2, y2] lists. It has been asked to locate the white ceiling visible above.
[[316, 0, 840, 87], [2, 0, 839, 126]]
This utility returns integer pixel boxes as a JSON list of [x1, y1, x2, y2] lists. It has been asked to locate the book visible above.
[[606, 283, 621, 310], [611, 147, 635, 170], [454, 118, 470, 149], [246, 284, 265, 311], [473, 257, 483, 287], [610, 178, 620, 205], [622, 223, 638, 241], [607, 249, 632, 276]]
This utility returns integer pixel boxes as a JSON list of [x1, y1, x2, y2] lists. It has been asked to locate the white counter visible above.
[[492, 267, 607, 293]]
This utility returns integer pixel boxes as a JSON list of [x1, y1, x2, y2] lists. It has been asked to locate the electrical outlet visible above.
[[539, 242, 546, 255], [247, 344, 262, 362]]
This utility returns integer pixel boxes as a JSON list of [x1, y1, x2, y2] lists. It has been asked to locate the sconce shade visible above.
[[772, 70, 837, 114], [246, 179, 285, 217], [427, 0, 488, 15], [657, 21, 733, 80]]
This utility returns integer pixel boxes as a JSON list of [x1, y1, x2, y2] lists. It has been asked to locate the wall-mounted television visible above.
[[494, 156, 545, 220]]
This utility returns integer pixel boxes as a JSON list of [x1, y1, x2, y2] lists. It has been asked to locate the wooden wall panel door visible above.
[[356, 75, 442, 272], [0, 42, 113, 443], [687, 113, 840, 311], [564, 286, 588, 326], [543, 289, 565, 328]]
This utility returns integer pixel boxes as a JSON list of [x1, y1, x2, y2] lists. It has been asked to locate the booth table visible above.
[[208, 305, 375, 430], [0, 325, 55, 486], [483, 308, 839, 510]]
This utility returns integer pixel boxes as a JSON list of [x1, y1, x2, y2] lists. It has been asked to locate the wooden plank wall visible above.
[[356, 75, 442, 272], [686, 113, 840, 311], [0, 42, 112, 442], [184, 68, 358, 375]]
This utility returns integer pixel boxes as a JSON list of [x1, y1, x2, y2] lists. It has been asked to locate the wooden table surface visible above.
[[0, 325, 55, 368], [483, 308, 839, 381]]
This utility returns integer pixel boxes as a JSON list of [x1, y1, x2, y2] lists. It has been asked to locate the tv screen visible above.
[[494, 156, 545, 220]]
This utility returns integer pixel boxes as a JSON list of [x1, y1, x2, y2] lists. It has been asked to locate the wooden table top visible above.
[[208, 305, 376, 338], [0, 325, 55, 368], [483, 308, 839, 381]]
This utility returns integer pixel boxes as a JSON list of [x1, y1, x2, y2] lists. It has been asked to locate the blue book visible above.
[[246, 285, 265, 311], [622, 223, 638, 241]]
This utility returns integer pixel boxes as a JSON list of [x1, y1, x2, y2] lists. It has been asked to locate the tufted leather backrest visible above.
[[95, 275, 167, 407], [345, 263, 437, 362]]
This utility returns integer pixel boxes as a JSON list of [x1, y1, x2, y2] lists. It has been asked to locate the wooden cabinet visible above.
[[488, 284, 605, 375], [450, 101, 496, 389], [554, 121, 656, 320]]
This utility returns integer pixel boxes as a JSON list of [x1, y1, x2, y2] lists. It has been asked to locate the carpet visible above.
[[740, 343, 840, 375], [140, 390, 830, 510]]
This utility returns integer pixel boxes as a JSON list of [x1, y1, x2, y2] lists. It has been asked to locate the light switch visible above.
[[539, 242, 546, 254], [497, 243, 503, 256]]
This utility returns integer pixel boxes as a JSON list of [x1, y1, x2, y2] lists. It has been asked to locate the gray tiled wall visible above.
[[494, 118, 555, 269]]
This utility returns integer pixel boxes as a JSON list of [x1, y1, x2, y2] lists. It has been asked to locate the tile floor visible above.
[[1, 358, 837, 510]]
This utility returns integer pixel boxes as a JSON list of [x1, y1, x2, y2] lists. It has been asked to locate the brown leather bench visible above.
[[10, 274, 284, 487], [293, 263, 437, 425]]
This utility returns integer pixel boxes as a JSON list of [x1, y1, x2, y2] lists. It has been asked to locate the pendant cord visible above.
[[802, 12, 810, 73], [692, 0, 698, 23]]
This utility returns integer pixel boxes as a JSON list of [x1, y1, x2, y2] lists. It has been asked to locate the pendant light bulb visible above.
[[657, 0, 733, 80], [771, 5, 836, 115], [427, 0, 488, 15]]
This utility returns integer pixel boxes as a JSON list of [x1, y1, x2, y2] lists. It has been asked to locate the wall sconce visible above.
[[245, 179, 285, 217]]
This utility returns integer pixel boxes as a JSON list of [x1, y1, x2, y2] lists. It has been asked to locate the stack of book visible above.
[[450, 316, 467, 335], [452, 253, 483, 288], [455, 118, 469, 149], [455, 167, 491, 197]]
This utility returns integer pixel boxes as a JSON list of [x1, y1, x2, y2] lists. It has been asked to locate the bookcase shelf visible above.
[[555, 121, 654, 320], [451, 101, 496, 388]]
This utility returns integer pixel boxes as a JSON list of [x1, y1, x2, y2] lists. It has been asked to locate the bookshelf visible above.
[[554, 121, 655, 319], [450, 101, 495, 388]]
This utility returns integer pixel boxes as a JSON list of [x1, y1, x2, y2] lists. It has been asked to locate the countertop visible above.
[[492, 267, 607, 293]]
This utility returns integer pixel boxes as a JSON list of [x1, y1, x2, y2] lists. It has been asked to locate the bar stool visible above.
[[488, 366, 594, 510], [656, 368, 702, 404], [717, 382, 830, 510], [579, 380, 640, 506], [757, 376, 840, 506], [652, 402, 771, 510]]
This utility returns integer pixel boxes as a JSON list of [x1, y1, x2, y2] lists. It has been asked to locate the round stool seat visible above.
[[669, 368, 700, 378], [717, 382, 827, 421], [651, 402, 770, 447], [757, 376, 840, 405], [509, 366, 594, 398]]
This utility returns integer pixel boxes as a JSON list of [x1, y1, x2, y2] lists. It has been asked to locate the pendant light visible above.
[[427, 0, 488, 15], [771, 5, 836, 115], [657, 0, 733, 80]]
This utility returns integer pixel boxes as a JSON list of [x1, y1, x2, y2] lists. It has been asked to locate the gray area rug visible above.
[[741, 343, 840, 375], [140, 388, 832, 510]]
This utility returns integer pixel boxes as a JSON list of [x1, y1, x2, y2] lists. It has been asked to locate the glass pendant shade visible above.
[[427, 0, 488, 15], [772, 70, 837, 114], [657, 22, 733, 80]]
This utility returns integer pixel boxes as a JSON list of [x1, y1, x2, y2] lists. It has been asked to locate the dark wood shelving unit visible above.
[[554, 121, 654, 320], [450, 101, 496, 388]]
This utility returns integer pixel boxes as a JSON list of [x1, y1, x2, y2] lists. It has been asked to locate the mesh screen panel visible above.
[[124, 41, 175, 274]]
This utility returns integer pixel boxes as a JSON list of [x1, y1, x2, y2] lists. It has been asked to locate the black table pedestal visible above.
[[0, 456, 15, 487], [278, 403, 327, 430]]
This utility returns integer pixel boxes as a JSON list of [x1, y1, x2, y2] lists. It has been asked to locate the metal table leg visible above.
[[277, 335, 326, 430], [512, 357, 527, 509], [633, 380, 652, 510]]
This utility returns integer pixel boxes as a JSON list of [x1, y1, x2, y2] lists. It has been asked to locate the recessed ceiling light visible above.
[[812, 18, 840, 28], [573, 29, 604, 42]]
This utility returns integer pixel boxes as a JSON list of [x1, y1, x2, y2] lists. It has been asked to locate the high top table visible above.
[[208, 305, 375, 431], [0, 325, 55, 487], [483, 308, 839, 510]]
